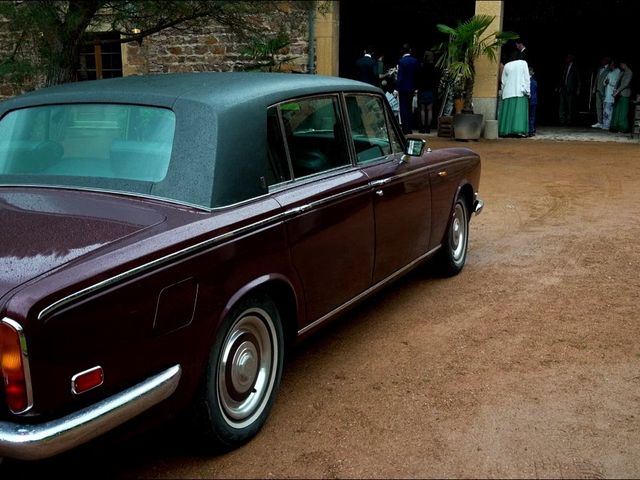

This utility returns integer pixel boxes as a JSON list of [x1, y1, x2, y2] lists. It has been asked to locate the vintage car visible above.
[[0, 72, 482, 461]]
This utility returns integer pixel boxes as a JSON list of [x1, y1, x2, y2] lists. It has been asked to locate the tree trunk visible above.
[[45, 41, 80, 86], [463, 65, 475, 113], [41, 0, 100, 86]]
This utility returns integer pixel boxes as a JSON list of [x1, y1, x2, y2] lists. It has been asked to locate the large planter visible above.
[[453, 113, 484, 140]]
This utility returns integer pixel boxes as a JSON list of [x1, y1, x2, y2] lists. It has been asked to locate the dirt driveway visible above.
[[4, 137, 640, 479]]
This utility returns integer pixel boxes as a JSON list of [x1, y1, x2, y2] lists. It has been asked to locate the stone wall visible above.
[[0, 6, 309, 101], [125, 9, 309, 76]]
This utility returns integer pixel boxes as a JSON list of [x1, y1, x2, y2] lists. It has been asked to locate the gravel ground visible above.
[[3, 135, 640, 479]]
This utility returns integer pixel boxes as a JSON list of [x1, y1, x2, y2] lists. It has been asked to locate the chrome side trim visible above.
[[369, 158, 465, 186], [0, 364, 181, 461], [39, 179, 378, 320], [299, 184, 372, 213], [0, 318, 34, 415], [297, 245, 441, 336], [37, 214, 288, 320]]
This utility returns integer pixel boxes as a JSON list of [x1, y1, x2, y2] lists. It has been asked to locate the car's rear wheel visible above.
[[197, 294, 283, 451], [435, 196, 469, 276]]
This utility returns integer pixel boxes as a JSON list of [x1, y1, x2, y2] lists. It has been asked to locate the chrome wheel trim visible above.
[[217, 307, 278, 429], [450, 202, 468, 265]]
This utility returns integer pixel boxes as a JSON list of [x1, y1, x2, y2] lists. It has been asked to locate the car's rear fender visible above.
[[219, 274, 300, 352]]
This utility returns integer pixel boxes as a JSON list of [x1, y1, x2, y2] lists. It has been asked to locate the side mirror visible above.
[[405, 138, 426, 157]]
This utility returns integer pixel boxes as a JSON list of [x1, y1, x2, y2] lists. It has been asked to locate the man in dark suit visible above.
[[354, 46, 379, 87], [559, 53, 581, 125], [395, 43, 420, 134]]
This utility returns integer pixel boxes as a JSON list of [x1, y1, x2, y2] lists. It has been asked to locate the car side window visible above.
[[279, 96, 350, 178], [346, 95, 402, 164], [266, 107, 292, 186]]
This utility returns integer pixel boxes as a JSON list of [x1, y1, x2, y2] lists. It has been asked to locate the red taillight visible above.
[[72, 366, 104, 394], [0, 319, 31, 413]]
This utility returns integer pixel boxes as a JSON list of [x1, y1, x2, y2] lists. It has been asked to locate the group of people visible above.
[[591, 56, 634, 133], [354, 44, 438, 134], [356, 40, 634, 138], [499, 42, 635, 137]]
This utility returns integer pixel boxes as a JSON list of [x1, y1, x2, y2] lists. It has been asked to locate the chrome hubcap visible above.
[[450, 202, 467, 264], [228, 336, 260, 400], [218, 309, 277, 428]]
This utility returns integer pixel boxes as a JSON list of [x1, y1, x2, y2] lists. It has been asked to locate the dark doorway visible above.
[[339, 0, 475, 81], [340, 0, 639, 127], [503, 0, 639, 125]]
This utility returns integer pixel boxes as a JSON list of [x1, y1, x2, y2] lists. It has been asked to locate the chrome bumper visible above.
[[0, 364, 181, 461], [473, 197, 484, 216]]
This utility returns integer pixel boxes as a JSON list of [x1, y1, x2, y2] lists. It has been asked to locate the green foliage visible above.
[[0, 0, 301, 88], [433, 15, 518, 112], [0, 56, 38, 86], [240, 32, 296, 72]]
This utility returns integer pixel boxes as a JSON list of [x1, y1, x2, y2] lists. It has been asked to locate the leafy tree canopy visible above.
[[0, 0, 318, 87]]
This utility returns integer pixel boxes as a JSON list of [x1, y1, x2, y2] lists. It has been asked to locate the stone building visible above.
[[0, 2, 323, 100], [121, 7, 311, 77]]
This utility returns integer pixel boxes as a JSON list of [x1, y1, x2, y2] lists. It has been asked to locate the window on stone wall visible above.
[[78, 33, 123, 81]]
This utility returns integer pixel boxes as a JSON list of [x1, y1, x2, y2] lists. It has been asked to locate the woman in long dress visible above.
[[499, 52, 530, 137], [610, 61, 633, 133]]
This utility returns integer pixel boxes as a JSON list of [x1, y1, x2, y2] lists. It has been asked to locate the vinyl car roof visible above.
[[0, 73, 382, 209]]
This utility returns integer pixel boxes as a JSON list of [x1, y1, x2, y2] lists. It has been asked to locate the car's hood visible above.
[[0, 188, 167, 300]]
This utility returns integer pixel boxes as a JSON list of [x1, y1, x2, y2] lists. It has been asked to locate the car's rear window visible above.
[[0, 104, 175, 189]]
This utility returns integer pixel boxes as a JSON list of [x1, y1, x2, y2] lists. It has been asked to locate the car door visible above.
[[344, 93, 432, 284], [267, 95, 375, 326]]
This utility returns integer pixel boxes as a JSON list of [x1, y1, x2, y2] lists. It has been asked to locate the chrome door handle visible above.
[[369, 178, 392, 187], [284, 204, 312, 215], [375, 190, 384, 197]]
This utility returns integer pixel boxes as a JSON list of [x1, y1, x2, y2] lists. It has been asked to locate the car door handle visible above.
[[369, 178, 392, 188], [284, 204, 312, 215]]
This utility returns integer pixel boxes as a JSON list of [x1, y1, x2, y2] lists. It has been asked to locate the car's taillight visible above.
[[0, 318, 33, 414]]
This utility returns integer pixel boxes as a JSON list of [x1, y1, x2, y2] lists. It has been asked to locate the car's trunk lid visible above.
[[0, 188, 168, 302]]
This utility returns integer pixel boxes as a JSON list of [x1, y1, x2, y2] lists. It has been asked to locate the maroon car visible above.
[[0, 72, 482, 460]]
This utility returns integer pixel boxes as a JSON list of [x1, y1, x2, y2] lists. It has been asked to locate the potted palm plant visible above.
[[434, 15, 518, 139]]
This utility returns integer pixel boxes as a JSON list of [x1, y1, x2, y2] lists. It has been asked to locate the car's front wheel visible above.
[[434, 196, 469, 276], [197, 294, 283, 451]]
